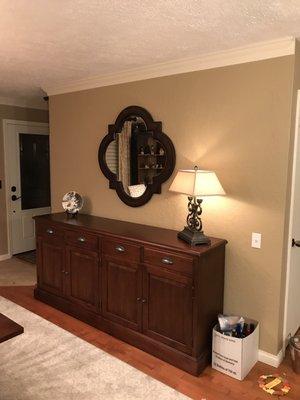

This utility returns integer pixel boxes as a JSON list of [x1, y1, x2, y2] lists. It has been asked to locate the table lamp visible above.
[[169, 166, 225, 245]]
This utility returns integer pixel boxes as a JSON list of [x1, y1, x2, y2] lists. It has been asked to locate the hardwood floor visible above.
[[0, 285, 299, 400]]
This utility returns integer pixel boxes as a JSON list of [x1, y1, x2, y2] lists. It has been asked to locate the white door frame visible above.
[[283, 89, 300, 351], [3, 119, 50, 256]]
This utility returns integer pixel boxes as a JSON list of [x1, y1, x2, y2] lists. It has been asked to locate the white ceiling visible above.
[[2, 0, 300, 108]]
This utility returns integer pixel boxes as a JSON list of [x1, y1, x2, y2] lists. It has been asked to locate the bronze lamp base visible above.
[[178, 226, 211, 246], [177, 196, 211, 246]]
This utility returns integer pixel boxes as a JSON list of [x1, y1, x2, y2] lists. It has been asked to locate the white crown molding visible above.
[[0, 96, 48, 110], [44, 36, 296, 96], [258, 348, 284, 368]]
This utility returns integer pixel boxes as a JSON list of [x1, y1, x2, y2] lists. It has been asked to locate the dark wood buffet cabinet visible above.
[[34, 213, 226, 375]]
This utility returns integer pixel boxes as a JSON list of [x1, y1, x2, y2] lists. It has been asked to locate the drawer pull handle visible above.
[[46, 228, 54, 234], [78, 237, 86, 243], [115, 245, 125, 253], [162, 257, 173, 265]]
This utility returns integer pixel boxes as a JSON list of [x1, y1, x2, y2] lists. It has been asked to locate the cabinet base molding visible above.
[[34, 287, 208, 375]]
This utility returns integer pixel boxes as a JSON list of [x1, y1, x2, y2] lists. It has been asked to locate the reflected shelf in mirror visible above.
[[105, 123, 166, 197]]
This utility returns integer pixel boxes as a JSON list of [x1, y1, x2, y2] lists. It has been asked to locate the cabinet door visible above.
[[102, 255, 142, 331], [143, 264, 193, 354], [65, 246, 100, 313], [36, 237, 64, 296]]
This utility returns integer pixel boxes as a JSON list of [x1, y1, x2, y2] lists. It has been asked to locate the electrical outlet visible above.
[[252, 232, 262, 249]]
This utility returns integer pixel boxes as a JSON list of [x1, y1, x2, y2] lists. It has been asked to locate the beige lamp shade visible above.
[[169, 168, 225, 196]]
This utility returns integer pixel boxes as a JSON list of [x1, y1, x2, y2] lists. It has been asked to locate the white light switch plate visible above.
[[252, 232, 261, 249]]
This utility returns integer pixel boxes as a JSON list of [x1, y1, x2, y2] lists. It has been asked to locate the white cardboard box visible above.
[[212, 320, 259, 380]]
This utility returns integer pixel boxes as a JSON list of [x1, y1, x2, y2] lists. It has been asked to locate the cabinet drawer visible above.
[[143, 247, 193, 276], [36, 223, 64, 241], [66, 230, 98, 251], [102, 238, 141, 262]]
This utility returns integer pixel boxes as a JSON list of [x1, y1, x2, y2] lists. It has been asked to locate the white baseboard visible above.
[[258, 349, 284, 368], [0, 253, 11, 261]]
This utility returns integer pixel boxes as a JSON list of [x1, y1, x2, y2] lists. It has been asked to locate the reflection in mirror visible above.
[[105, 116, 166, 198], [105, 140, 118, 174]]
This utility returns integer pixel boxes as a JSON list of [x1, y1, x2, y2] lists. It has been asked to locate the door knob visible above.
[[11, 195, 21, 201], [292, 238, 300, 247]]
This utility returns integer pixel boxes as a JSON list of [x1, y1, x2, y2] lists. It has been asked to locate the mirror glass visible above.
[[105, 116, 166, 198]]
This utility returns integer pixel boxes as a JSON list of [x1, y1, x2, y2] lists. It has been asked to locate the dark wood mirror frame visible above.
[[98, 106, 176, 207]]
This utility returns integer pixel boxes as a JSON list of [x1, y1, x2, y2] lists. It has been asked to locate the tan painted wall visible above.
[[49, 56, 295, 354], [0, 105, 49, 255]]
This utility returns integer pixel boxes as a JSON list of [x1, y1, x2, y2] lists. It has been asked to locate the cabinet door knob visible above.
[[46, 228, 54, 234], [136, 297, 141, 302], [141, 298, 147, 303], [78, 237, 86, 243], [115, 245, 125, 253], [62, 270, 65, 274], [64, 271, 69, 275], [161, 257, 173, 265]]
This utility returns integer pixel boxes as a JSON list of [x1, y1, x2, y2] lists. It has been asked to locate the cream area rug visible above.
[[0, 297, 189, 400], [0, 258, 36, 286]]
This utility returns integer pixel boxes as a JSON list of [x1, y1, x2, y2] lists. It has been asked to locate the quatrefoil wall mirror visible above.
[[98, 106, 176, 207]]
